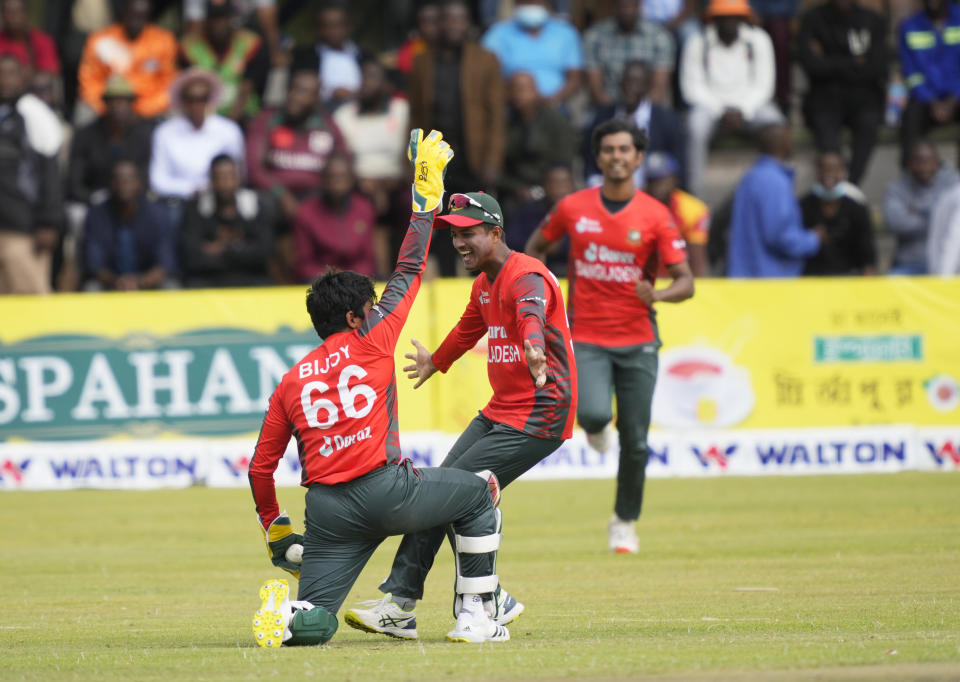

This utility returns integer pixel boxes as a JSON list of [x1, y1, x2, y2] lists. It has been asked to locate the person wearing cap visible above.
[[797, 0, 886, 185], [77, 0, 179, 121], [679, 0, 782, 199], [645, 151, 710, 277], [69, 76, 154, 205], [179, 0, 270, 123], [345, 188, 577, 640], [526, 118, 694, 555], [148, 68, 245, 229]]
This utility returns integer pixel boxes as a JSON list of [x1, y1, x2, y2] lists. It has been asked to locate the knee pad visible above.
[[286, 606, 338, 646], [474, 469, 501, 508]]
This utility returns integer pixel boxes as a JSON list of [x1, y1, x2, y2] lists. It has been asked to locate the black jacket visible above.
[[0, 96, 62, 234], [798, 1, 888, 98], [68, 116, 154, 203]]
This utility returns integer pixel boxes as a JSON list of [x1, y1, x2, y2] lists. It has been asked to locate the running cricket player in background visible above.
[[526, 119, 694, 554]]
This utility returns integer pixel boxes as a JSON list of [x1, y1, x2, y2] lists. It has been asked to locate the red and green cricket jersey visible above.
[[431, 251, 577, 441], [539, 187, 687, 347], [249, 211, 435, 527]]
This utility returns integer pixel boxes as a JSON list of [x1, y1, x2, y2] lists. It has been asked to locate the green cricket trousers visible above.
[[297, 459, 499, 613], [380, 413, 563, 600], [574, 341, 659, 522]]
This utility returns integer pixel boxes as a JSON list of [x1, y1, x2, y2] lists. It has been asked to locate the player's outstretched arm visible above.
[[357, 129, 453, 349], [402, 338, 438, 389]]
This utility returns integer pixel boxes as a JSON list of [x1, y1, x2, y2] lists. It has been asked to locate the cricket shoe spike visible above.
[[446, 594, 510, 643], [252, 578, 292, 648], [344, 593, 418, 640], [608, 515, 638, 554]]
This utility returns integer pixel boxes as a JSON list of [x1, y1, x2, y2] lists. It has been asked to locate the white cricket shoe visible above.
[[586, 426, 611, 453], [344, 593, 418, 640], [491, 589, 524, 626], [447, 595, 510, 643], [608, 516, 638, 554]]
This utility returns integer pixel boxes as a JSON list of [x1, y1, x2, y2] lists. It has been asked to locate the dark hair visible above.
[[306, 269, 376, 339], [591, 118, 647, 158], [210, 153, 236, 171], [110, 156, 140, 176]]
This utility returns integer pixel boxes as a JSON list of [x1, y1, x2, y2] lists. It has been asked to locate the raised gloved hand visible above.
[[408, 128, 454, 213], [260, 511, 304, 579]]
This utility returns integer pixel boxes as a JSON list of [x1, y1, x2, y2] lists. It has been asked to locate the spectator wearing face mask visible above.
[[800, 151, 876, 276], [482, 0, 584, 107]]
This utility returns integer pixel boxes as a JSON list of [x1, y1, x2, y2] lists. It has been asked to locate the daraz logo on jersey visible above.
[[577, 243, 642, 283]]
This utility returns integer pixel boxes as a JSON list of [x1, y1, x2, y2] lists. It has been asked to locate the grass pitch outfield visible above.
[[2, 473, 959, 681]]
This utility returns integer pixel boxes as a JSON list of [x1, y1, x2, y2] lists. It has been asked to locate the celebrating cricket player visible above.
[[344, 189, 577, 638], [247, 130, 510, 646], [526, 119, 694, 554]]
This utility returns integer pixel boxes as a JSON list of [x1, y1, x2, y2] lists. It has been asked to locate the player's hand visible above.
[[634, 277, 657, 306], [260, 511, 304, 580], [408, 129, 454, 213], [524, 340, 547, 388], [403, 337, 438, 389]]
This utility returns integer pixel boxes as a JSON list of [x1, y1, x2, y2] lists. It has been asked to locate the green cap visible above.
[[102, 75, 136, 99], [436, 192, 504, 229]]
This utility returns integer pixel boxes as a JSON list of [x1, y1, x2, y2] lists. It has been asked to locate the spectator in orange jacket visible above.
[[78, 0, 178, 120]]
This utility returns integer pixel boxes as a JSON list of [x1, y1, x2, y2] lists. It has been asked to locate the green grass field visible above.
[[2, 473, 959, 681]]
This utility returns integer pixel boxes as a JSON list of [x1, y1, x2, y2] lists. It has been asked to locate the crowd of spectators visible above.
[[0, 0, 959, 296]]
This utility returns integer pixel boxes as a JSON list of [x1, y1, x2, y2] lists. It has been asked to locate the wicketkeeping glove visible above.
[[260, 511, 304, 579], [408, 128, 454, 212]]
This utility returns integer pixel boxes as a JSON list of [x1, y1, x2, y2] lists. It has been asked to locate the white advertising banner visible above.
[[2, 426, 957, 491]]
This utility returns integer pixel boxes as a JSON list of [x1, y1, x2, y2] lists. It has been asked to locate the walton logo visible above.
[[0, 458, 30, 486], [691, 444, 736, 469], [926, 440, 960, 466], [223, 455, 251, 477]]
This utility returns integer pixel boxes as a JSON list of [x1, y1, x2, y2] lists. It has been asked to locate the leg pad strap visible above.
[[456, 574, 499, 595], [455, 532, 500, 554]]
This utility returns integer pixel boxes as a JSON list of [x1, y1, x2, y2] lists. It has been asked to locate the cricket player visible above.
[[526, 119, 694, 554], [345, 190, 577, 639], [248, 130, 510, 646]]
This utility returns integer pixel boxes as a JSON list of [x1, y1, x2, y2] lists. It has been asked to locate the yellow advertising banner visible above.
[[0, 277, 958, 443]]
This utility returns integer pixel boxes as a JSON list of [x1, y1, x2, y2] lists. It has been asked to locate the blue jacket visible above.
[[727, 156, 820, 278], [83, 197, 178, 279], [899, 5, 960, 102]]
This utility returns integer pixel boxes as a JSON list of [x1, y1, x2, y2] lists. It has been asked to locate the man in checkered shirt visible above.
[[583, 0, 676, 106]]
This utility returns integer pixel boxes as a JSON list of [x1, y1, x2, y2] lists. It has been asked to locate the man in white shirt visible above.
[[680, 0, 783, 198], [149, 69, 245, 229]]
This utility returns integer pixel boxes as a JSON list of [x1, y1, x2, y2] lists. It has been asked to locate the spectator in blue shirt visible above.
[[727, 124, 823, 277], [481, 0, 583, 106], [898, 0, 960, 168], [82, 159, 177, 291]]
